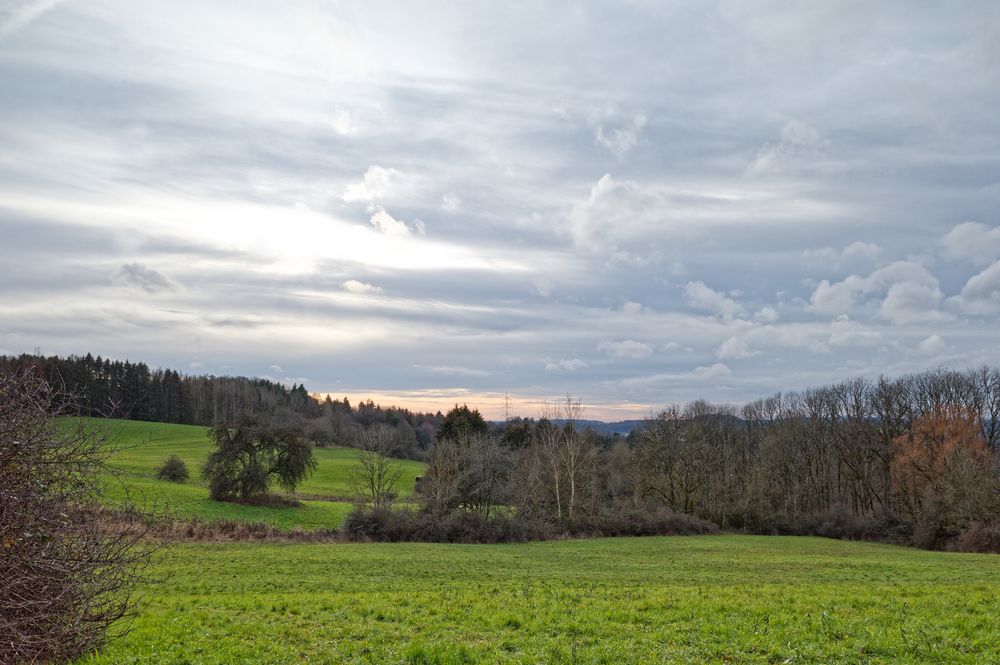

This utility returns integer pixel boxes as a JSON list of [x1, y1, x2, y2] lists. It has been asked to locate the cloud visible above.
[[618, 362, 732, 391], [114, 263, 179, 293], [951, 261, 1000, 314], [715, 336, 759, 360], [343, 166, 403, 203], [594, 113, 647, 157], [566, 174, 648, 250], [368, 206, 421, 236], [598, 339, 654, 359], [544, 358, 588, 372], [0, 0, 64, 41], [414, 364, 489, 377], [746, 119, 827, 176], [692, 363, 732, 379], [683, 281, 744, 319], [441, 192, 461, 212], [808, 261, 948, 324], [342, 279, 383, 295], [917, 334, 947, 356], [753, 306, 779, 323], [879, 281, 947, 324], [330, 107, 358, 136], [621, 300, 644, 315], [941, 222, 1000, 267], [828, 315, 882, 347], [804, 241, 882, 268]]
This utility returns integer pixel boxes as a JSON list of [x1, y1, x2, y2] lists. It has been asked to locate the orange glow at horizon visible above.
[[313, 389, 659, 422]]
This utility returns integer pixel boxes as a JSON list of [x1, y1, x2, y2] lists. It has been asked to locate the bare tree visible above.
[[1, 369, 152, 663], [420, 435, 468, 514], [352, 425, 403, 509]]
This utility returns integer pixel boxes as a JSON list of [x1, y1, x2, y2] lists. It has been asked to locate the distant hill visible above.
[[493, 418, 645, 436], [558, 419, 645, 436]]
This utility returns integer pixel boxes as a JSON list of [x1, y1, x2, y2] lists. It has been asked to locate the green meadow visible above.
[[70, 418, 424, 530], [81, 535, 1000, 664], [61, 418, 1000, 663]]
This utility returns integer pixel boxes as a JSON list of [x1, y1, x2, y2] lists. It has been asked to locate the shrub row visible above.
[[341, 507, 718, 544]]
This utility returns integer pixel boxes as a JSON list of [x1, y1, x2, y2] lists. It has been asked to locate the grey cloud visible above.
[[114, 263, 179, 293]]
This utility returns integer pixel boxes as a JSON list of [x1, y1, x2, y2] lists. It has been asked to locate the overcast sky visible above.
[[2, 1, 999, 419]]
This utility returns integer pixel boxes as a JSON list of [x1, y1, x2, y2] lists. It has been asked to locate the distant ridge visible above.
[[492, 418, 644, 436]]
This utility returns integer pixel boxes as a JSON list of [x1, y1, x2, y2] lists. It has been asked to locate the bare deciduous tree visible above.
[[352, 425, 403, 509]]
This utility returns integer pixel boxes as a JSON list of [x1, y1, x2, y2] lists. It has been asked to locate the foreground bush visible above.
[[0, 371, 151, 663], [156, 454, 189, 482]]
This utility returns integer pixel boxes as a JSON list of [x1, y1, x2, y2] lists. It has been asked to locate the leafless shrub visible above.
[[140, 516, 339, 542], [0, 370, 152, 663]]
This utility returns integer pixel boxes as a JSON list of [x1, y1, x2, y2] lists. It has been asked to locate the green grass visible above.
[[65, 417, 424, 531], [81, 535, 1000, 664]]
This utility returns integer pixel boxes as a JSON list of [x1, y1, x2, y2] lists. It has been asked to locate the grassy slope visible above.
[[69, 417, 424, 530], [82, 535, 1000, 664]]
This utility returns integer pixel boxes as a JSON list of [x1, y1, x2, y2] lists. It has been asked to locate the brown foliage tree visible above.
[[890, 406, 1000, 546]]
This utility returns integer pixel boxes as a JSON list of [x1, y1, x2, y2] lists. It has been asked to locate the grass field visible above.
[[80, 535, 1000, 664], [68, 418, 424, 531]]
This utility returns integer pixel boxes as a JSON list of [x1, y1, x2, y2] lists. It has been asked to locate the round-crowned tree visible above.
[[202, 416, 316, 501]]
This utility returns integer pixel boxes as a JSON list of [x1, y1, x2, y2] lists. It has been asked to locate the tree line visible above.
[[356, 367, 1000, 551], [0, 353, 443, 459]]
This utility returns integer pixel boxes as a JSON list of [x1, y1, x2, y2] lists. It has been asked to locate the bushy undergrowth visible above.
[[149, 516, 339, 542], [341, 507, 717, 543], [715, 506, 1000, 553], [342, 508, 546, 543], [563, 509, 719, 538], [952, 521, 1000, 553], [156, 454, 189, 482]]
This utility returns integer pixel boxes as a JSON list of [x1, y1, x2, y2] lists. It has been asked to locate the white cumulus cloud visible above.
[[950, 261, 1000, 314], [684, 281, 745, 319], [715, 336, 759, 360], [343, 165, 403, 203], [598, 339, 654, 359], [544, 358, 588, 372], [917, 334, 947, 356], [809, 261, 948, 324], [941, 222, 1000, 267], [342, 279, 383, 294]]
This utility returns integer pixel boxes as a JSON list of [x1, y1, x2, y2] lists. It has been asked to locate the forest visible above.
[[0, 353, 443, 459], [360, 367, 1000, 553]]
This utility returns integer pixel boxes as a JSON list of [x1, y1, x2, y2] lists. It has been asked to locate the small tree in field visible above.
[[1, 370, 151, 663], [202, 416, 316, 501], [352, 425, 403, 509]]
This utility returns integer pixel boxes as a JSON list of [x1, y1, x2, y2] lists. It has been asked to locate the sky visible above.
[[2, 1, 1000, 419]]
